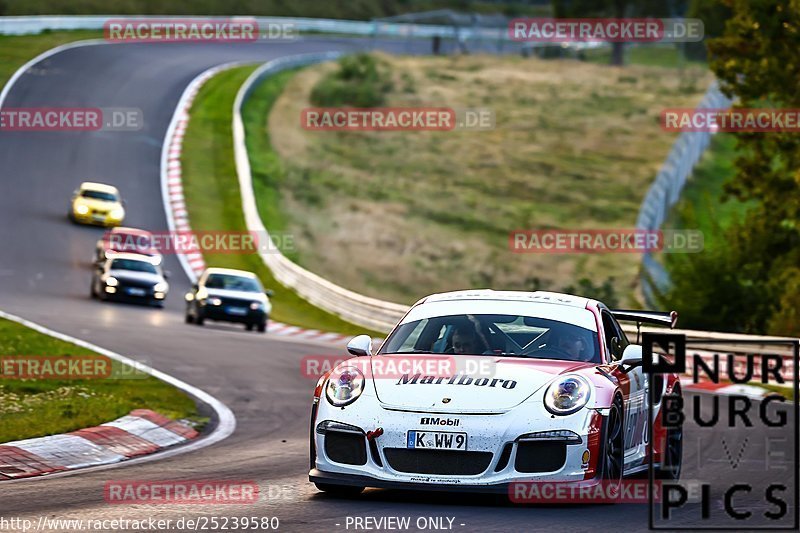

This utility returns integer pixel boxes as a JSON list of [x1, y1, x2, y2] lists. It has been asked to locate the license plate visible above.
[[407, 430, 467, 451], [226, 306, 247, 316], [92, 214, 106, 222], [126, 287, 146, 296]]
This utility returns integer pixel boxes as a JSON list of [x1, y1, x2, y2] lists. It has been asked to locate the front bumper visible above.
[[72, 209, 123, 227], [104, 283, 166, 302], [311, 398, 604, 491], [310, 468, 515, 494], [200, 305, 266, 324]]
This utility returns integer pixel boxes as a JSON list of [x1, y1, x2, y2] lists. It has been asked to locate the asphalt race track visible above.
[[0, 37, 796, 531]]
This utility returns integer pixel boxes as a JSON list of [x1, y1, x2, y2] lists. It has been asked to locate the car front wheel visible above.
[[602, 399, 624, 485], [657, 390, 683, 480]]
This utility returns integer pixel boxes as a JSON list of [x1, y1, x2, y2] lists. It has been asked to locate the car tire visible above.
[[245, 323, 254, 331], [185, 313, 194, 324], [601, 398, 624, 487], [257, 322, 267, 333], [195, 315, 204, 326], [656, 389, 683, 480], [90, 282, 97, 299], [314, 483, 364, 497]]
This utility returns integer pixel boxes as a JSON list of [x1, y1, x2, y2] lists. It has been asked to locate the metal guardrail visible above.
[[637, 82, 733, 304], [0, 15, 498, 39], [232, 53, 409, 332]]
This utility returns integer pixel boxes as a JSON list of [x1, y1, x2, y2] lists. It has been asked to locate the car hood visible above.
[[108, 270, 162, 284], [205, 288, 266, 302], [371, 355, 596, 414]]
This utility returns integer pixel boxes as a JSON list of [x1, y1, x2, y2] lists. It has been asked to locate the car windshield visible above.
[[379, 313, 600, 363], [205, 274, 261, 292], [82, 189, 117, 202], [109, 259, 157, 274]]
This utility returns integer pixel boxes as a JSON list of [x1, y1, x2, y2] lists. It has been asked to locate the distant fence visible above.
[[0, 15, 572, 55], [0, 15, 506, 42], [637, 82, 733, 305], [0, 15, 446, 37]]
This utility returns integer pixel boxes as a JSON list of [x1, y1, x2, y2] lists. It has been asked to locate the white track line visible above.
[[0, 39, 107, 110]]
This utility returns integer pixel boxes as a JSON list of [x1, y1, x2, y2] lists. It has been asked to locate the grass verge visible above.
[[0, 30, 102, 91], [0, 317, 200, 443], [180, 65, 384, 337], [255, 53, 712, 304]]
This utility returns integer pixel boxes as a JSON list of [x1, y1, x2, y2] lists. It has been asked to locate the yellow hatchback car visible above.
[[69, 182, 125, 227]]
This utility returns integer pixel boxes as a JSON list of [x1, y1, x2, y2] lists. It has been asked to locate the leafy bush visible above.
[[310, 54, 393, 108]]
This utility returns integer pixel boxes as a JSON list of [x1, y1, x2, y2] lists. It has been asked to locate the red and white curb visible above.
[[0, 409, 197, 480], [680, 377, 773, 398], [160, 65, 239, 281], [158, 63, 365, 347], [0, 309, 236, 481], [267, 322, 354, 345]]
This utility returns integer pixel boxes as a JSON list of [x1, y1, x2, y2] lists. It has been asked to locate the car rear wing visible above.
[[611, 310, 678, 329]]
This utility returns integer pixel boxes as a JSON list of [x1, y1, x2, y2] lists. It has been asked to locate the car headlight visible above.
[[109, 208, 125, 219], [208, 297, 222, 306], [75, 204, 89, 215], [543, 375, 591, 416], [249, 301, 263, 310], [153, 281, 168, 293], [325, 366, 365, 407], [105, 276, 118, 287]]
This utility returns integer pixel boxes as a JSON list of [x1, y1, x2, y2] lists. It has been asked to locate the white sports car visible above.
[[309, 290, 682, 497]]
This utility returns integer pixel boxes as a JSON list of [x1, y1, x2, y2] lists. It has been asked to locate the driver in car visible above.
[[450, 323, 489, 355], [554, 329, 589, 360]]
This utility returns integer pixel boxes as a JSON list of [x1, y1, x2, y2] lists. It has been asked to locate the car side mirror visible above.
[[620, 345, 643, 368], [346, 335, 373, 357], [610, 336, 622, 358], [265, 289, 274, 297]]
